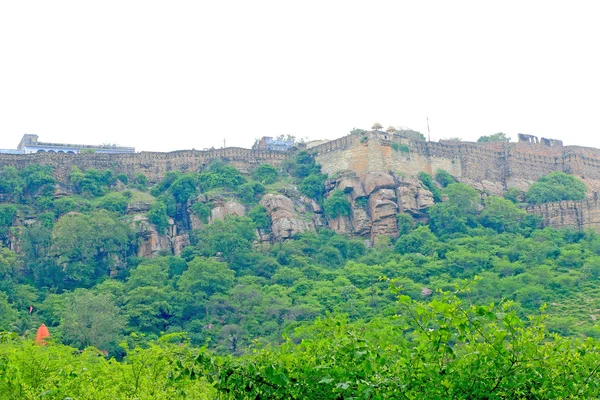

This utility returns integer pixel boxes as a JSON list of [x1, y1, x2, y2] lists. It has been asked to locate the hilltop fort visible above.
[[2, 131, 600, 234]]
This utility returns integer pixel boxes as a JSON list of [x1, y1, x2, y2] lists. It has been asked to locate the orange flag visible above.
[[35, 324, 50, 346]]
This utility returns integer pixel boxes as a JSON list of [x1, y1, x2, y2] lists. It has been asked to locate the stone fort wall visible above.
[[0, 147, 287, 183]]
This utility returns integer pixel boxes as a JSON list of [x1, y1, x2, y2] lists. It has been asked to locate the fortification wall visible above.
[[525, 196, 600, 231], [0, 148, 286, 182]]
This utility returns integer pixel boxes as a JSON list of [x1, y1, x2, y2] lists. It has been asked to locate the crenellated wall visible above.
[[0, 147, 287, 182], [314, 133, 600, 192]]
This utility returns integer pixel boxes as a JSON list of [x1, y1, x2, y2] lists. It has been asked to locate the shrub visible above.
[[252, 164, 279, 185], [300, 174, 326, 201], [147, 201, 169, 232], [191, 202, 211, 224], [418, 172, 442, 202], [248, 205, 270, 230], [323, 191, 351, 219], [97, 193, 128, 214], [435, 169, 457, 188], [525, 172, 587, 204]]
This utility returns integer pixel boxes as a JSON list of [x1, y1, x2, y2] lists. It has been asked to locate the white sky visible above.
[[1, 1, 599, 152]]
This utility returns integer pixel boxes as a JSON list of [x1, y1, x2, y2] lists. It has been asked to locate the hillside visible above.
[[3, 133, 600, 397]]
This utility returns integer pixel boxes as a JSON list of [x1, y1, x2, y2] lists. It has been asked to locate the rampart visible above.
[[313, 132, 600, 191], [525, 195, 600, 231], [0, 147, 287, 182]]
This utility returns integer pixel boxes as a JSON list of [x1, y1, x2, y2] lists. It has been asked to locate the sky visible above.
[[1, 1, 599, 152]]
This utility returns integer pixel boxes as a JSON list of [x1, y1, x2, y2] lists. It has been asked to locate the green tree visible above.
[[434, 169, 457, 188], [0, 292, 18, 331], [178, 257, 235, 296], [252, 164, 279, 184], [300, 174, 326, 201], [323, 190, 351, 219], [479, 196, 527, 233], [526, 172, 587, 204], [477, 132, 510, 142], [51, 210, 131, 286], [148, 200, 170, 232], [60, 290, 126, 352]]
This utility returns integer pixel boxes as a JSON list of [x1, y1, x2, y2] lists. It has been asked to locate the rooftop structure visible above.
[[252, 136, 294, 152], [15, 134, 135, 154]]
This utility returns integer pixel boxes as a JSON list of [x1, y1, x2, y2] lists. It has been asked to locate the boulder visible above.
[[260, 194, 314, 240], [336, 174, 367, 200], [132, 215, 170, 257], [210, 201, 245, 222], [363, 172, 396, 195], [368, 188, 399, 238], [396, 176, 434, 216], [350, 206, 372, 237]]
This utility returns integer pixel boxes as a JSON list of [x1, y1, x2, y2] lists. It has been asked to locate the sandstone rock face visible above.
[[396, 176, 434, 218], [335, 173, 367, 200], [328, 215, 352, 234], [132, 215, 189, 257], [172, 234, 190, 256], [132, 215, 170, 257], [210, 201, 245, 222], [260, 194, 314, 241], [368, 188, 399, 238], [127, 202, 151, 213], [364, 172, 396, 195], [350, 206, 371, 237]]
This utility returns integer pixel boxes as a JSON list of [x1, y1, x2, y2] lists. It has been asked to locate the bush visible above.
[[147, 201, 169, 232], [525, 172, 587, 204], [248, 205, 270, 230], [323, 190, 351, 219], [300, 174, 326, 201], [169, 173, 198, 203], [191, 202, 211, 223], [504, 187, 522, 203], [197, 164, 245, 192], [418, 172, 442, 202], [391, 143, 410, 153], [252, 164, 279, 185], [435, 169, 457, 188], [116, 173, 128, 185], [98, 192, 128, 215]]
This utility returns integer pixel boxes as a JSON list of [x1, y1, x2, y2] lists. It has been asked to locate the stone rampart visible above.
[[0, 147, 287, 182], [525, 195, 600, 231]]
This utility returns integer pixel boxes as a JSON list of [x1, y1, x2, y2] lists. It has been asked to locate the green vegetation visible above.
[[435, 169, 457, 188], [477, 132, 510, 142], [391, 142, 410, 153], [3, 160, 600, 397], [418, 171, 442, 202], [526, 171, 587, 204], [323, 190, 351, 219]]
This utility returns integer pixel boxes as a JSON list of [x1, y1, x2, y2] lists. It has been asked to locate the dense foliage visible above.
[[2, 159, 600, 397], [526, 171, 587, 204]]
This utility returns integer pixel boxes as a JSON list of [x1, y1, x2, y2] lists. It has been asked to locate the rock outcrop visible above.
[[260, 194, 315, 241], [210, 200, 245, 222]]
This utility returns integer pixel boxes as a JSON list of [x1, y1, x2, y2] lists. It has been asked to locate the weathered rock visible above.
[[132, 215, 170, 257], [363, 172, 396, 195], [336, 173, 367, 200], [328, 215, 352, 234], [369, 188, 398, 238], [300, 196, 323, 213], [172, 234, 190, 256], [210, 201, 245, 222], [127, 202, 151, 213], [396, 176, 434, 217], [350, 205, 371, 237], [260, 194, 314, 240]]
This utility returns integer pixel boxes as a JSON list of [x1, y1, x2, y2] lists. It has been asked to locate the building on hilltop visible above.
[[15, 134, 135, 154], [252, 136, 294, 152]]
